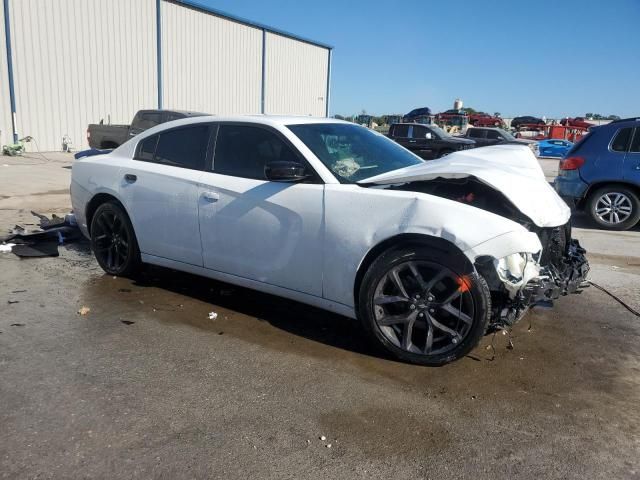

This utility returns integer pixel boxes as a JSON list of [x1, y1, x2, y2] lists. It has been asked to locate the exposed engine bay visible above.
[[387, 176, 590, 330]]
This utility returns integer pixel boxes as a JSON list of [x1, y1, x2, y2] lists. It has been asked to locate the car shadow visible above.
[[130, 264, 384, 360]]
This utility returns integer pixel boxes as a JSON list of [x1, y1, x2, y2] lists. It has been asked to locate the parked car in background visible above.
[[87, 109, 205, 149], [71, 116, 588, 366], [555, 117, 640, 230], [538, 139, 573, 158], [560, 117, 594, 129], [468, 112, 504, 127], [403, 107, 433, 124], [511, 116, 546, 129], [464, 127, 539, 155], [388, 123, 475, 159]]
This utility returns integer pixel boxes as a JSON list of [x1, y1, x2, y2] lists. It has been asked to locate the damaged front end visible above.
[[476, 223, 590, 329], [387, 176, 590, 330]]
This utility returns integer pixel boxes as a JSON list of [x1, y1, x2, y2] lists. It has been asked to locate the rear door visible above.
[[119, 124, 213, 266], [390, 124, 411, 149], [623, 127, 640, 186]]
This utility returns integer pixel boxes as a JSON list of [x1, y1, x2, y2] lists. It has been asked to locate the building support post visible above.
[[325, 49, 332, 118], [156, 0, 163, 109], [261, 29, 266, 114], [3, 0, 17, 142]]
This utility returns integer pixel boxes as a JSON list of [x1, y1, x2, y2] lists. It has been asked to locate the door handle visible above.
[[202, 191, 219, 202], [124, 174, 137, 183]]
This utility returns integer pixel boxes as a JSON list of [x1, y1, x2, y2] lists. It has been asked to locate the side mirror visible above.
[[265, 161, 309, 182], [425, 132, 433, 140]]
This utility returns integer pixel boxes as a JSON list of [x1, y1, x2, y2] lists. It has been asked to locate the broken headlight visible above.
[[494, 252, 542, 297]]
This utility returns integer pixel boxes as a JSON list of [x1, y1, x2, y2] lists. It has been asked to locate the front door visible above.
[[198, 124, 324, 297], [409, 124, 437, 159], [119, 124, 213, 266]]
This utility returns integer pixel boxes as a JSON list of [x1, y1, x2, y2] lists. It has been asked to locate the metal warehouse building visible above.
[[0, 0, 332, 151]]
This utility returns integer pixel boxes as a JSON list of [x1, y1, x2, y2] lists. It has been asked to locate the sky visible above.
[[198, 0, 640, 118]]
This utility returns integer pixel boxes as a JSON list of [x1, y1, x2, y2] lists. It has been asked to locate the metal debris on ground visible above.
[[77, 306, 91, 316], [208, 312, 218, 320]]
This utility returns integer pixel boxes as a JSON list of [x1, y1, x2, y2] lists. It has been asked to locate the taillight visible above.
[[560, 156, 585, 170]]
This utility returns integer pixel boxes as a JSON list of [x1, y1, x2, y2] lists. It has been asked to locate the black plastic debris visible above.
[[0, 211, 81, 258], [121, 320, 135, 325]]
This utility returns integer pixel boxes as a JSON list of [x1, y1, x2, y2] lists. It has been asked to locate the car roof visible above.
[[136, 114, 351, 131]]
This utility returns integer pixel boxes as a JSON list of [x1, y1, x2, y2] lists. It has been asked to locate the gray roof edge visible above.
[[166, 0, 334, 50]]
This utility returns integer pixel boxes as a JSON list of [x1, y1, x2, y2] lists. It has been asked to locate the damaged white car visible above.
[[71, 116, 589, 365]]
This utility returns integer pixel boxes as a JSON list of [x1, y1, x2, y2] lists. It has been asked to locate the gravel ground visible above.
[[1, 153, 639, 479]]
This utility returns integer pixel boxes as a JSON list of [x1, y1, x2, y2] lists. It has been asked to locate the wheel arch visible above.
[[353, 233, 474, 309], [85, 192, 130, 234], [581, 181, 640, 207]]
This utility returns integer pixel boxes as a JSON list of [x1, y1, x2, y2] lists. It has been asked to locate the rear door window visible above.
[[213, 125, 301, 180], [467, 129, 485, 139], [611, 127, 633, 152], [393, 124, 410, 138], [154, 125, 211, 170]]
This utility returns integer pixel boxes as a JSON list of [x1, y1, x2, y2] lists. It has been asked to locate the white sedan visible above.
[[71, 116, 588, 365]]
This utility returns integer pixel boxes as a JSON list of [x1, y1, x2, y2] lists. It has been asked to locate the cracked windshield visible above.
[[288, 123, 423, 182]]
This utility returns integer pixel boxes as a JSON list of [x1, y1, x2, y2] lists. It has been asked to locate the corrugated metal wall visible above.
[[8, 0, 157, 151], [0, 3, 13, 148], [265, 32, 329, 117], [161, 2, 262, 115], [1, 0, 331, 151]]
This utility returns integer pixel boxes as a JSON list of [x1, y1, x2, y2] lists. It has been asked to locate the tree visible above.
[[493, 112, 501, 117], [607, 114, 621, 120], [333, 114, 345, 120]]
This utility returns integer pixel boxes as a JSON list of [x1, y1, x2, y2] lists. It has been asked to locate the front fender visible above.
[[323, 185, 540, 308]]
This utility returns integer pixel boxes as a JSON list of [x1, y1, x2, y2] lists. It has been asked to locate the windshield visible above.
[[288, 123, 423, 183], [429, 125, 451, 138], [497, 128, 516, 140]]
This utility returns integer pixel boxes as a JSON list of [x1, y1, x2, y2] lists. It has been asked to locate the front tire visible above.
[[358, 246, 491, 366], [90, 201, 141, 276], [587, 186, 640, 231]]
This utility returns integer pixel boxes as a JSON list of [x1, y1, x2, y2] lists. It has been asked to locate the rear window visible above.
[[611, 127, 633, 152], [134, 125, 210, 170], [135, 112, 162, 130], [467, 129, 484, 138], [566, 131, 593, 156]]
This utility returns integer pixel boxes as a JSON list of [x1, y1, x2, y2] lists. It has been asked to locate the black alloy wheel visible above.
[[90, 201, 140, 276], [359, 246, 491, 366]]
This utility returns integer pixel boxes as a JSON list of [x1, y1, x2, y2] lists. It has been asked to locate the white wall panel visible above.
[[0, 4, 13, 148], [265, 32, 328, 117], [9, 0, 157, 151], [161, 1, 262, 115]]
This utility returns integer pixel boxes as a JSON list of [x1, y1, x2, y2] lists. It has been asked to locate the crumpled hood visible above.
[[359, 144, 570, 228]]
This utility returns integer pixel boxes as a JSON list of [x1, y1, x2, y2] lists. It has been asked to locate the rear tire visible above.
[[358, 246, 491, 366], [90, 201, 141, 276], [587, 186, 640, 231]]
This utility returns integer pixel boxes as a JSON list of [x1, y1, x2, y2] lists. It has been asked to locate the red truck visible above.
[[560, 117, 594, 129], [468, 112, 504, 128]]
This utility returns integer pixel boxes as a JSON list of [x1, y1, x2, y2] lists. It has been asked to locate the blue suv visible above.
[[555, 117, 640, 230]]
